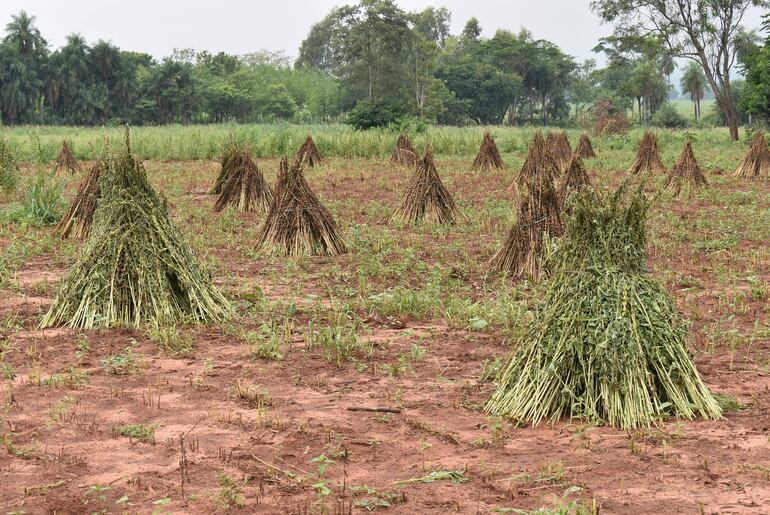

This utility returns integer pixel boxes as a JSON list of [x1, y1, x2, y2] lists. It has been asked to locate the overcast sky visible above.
[[0, 0, 766, 67]]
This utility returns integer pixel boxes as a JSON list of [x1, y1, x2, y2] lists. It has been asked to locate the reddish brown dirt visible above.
[[0, 156, 768, 514]]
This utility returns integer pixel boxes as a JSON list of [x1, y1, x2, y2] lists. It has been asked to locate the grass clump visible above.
[[3, 174, 65, 226], [115, 423, 157, 443], [40, 132, 232, 329], [0, 140, 20, 194], [487, 186, 722, 429]]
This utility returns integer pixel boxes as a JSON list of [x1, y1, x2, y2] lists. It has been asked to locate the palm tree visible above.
[[4, 10, 46, 55], [680, 62, 708, 120]]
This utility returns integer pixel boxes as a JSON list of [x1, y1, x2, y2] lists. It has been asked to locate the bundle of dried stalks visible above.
[[295, 135, 324, 167], [512, 132, 559, 193], [209, 145, 244, 195], [213, 145, 272, 213], [54, 140, 81, 175], [493, 136, 563, 280], [575, 133, 597, 159], [256, 159, 345, 256], [547, 131, 572, 171], [389, 133, 418, 167], [665, 140, 708, 197], [472, 131, 504, 171], [558, 154, 592, 208], [391, 146, 459, 225], [55, 163, 101, 239], [628, 131, 667, 174], [734, 131, 770, 178]]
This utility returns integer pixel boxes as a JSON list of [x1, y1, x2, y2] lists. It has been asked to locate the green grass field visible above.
[[0, 123, 749, 167]]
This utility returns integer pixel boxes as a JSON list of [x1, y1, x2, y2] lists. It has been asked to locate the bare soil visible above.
[[1, 156, 768, 514]]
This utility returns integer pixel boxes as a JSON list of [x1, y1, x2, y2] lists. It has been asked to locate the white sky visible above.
[[0, 1, 766, 70]]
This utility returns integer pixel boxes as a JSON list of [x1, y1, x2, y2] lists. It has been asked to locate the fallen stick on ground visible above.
[[346, 406, 402, 413]]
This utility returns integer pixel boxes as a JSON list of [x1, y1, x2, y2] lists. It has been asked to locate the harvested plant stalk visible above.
[[41, 134, 232, 328], [390, 133, 418, 167], [256, 158, 345, 256], [734, 131, 770, 178], [665, 140, 708, 197], [392, 146, 459, 225], [628, 131, 667, 174], [295, 135, 323, 167], [487, 186, 722, 429], [213, 145, 272, 213], [472, 131, 504, 171], [493, 132, 562, 279], [575, 133, 597, 159], [55, 163, 101, 239], [558, 154, 591, 207], [54, 140, 81, 175], [546, 131, 572, 172]]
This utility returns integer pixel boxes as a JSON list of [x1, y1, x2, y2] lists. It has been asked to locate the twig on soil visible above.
[[346, 406, 402, 413], [251, 455, 300, 480]]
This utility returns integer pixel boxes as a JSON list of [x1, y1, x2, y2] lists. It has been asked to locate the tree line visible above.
[[1, 1, 768, 138]]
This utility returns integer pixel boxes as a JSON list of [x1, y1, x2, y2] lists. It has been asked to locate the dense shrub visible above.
[[651, 103, 688, 128]]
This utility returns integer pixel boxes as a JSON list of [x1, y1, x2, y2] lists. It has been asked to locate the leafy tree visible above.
[[591, 0, 770, 140]]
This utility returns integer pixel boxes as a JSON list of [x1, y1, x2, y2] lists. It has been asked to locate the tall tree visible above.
[[0, 10, 47, 123], [680, 62, 708, 119], [591, 0, 770, 140]]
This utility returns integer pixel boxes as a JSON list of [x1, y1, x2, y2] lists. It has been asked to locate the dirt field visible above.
[[1, 151, 769, 514]]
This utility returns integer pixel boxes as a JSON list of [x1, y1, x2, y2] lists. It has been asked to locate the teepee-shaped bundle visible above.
[[492, 142, 563, 279], [295, 135, 324, 167], [734, 131, 770, 178], [54, 140, 81, 175], [256, 159, 345, 256], [512, 132, 559, 193], [391, 146, 459, 225], [558, 154, 592, 207], [472, 131, 504, 171], [209, 144, 244, 195], [487, 187, 721, 429], [628, 131, 667, 174], [213, 145, 272, 213], [666, 140, 708, 197], [40, 133, 232, 329], [55, 163, 101, 239], [547, 131, 572, 172], [390, 132, 418, 167], [575, 133, 597, 159]]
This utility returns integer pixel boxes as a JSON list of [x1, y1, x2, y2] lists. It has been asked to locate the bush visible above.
[[346, 98, 400, 130], [651, 103, 689, 128]]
